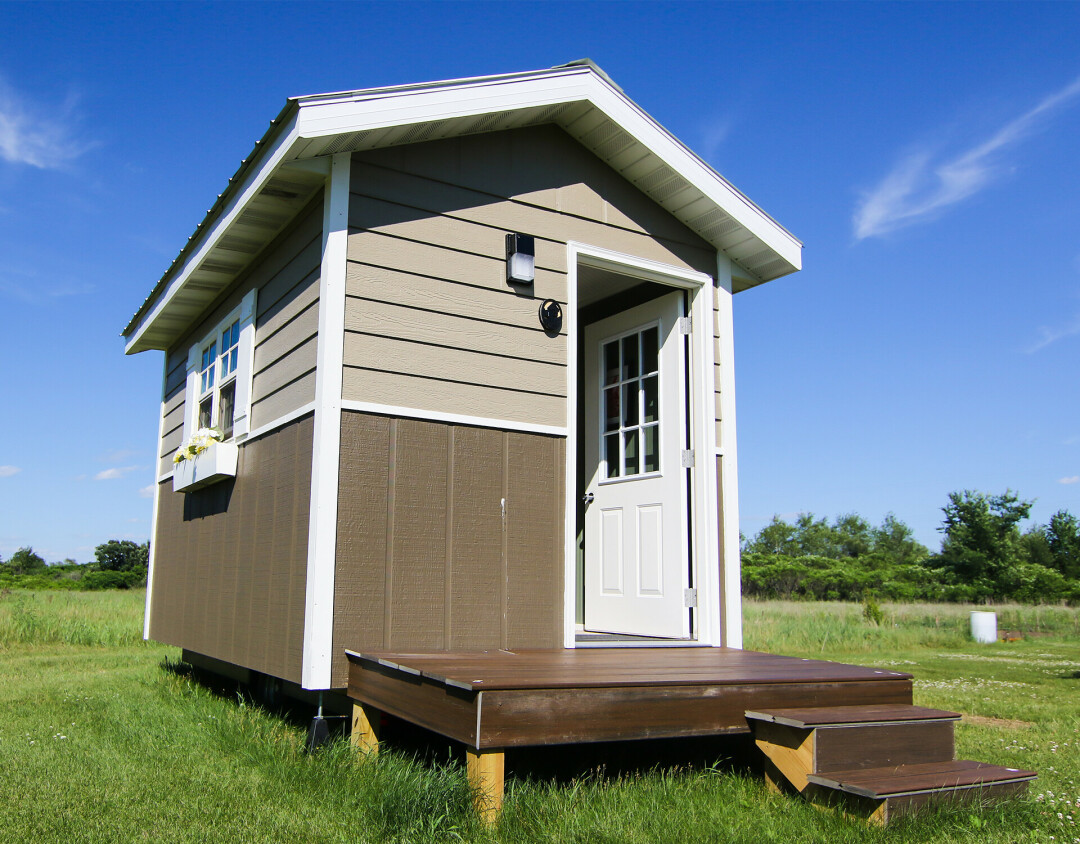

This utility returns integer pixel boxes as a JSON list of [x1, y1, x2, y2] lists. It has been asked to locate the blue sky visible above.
[[1, 2, 1078, 562]]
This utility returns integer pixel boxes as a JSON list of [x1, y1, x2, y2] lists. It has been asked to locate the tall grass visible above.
[[0, 588, 147, 647], [743, 599, 1080, 655], [1, 591, 1075, 842]]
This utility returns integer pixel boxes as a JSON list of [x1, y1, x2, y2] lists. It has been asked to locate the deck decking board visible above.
[[348, 648, 911, 691], [346, 648, 914, 749]]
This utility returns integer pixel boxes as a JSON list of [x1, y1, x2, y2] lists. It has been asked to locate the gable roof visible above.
[[123, 60, 802, 354]]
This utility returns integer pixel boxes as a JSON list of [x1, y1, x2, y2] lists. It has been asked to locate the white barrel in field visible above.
[[970, 611, 997, 643]]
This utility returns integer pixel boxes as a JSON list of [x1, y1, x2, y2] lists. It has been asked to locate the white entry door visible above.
[[583, 292, 690, 638]]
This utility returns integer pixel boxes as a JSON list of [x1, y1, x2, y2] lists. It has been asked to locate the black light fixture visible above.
[[506, 233, 535, 284]]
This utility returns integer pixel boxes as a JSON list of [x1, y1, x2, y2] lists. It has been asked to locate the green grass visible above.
[[0, 590, 1076, 842]]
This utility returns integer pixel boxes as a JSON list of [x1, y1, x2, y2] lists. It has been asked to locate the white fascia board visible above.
[[295, 70, 594, 138], [584, 84, 802, 273], [124, 114, 302, 355], [294, 68, 800, 275]]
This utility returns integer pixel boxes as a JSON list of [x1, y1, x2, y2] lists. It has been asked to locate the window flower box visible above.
[[173, 441, 239, 492]]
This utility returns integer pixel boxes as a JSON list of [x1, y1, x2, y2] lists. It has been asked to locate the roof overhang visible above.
[[123, 61, 802, 354]]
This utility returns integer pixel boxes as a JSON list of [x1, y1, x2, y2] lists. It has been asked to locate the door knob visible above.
[[582, 492, 595, 504]]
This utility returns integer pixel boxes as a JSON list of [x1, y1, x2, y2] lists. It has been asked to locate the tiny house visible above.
[[125, 61, 803, 694]]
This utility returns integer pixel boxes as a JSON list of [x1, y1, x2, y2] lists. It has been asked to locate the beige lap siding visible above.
[[331, 411, 565, 688], [157, 195, 324, 475], [342, 125, 716, 429], [150, 415, 313, 684]]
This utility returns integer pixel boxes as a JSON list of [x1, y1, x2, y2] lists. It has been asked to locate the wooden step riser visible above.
[[817, 721, 955, 772], [754, 720, 955, 792]]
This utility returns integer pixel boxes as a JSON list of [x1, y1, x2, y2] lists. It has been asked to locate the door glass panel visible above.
[[622, 382, 639, 427], [621, 335, 638, 380], [600, 322, 662, 480], [642, 375, 658, 423], [642, 327, 658, 375], [643, 425, 659, 473], [603, 342, 619, 386], [623, 429, 638, 476], [605, 434, 620, 478]]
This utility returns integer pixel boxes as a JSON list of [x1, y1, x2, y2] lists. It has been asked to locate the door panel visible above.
[[583, 292, 689, 638]]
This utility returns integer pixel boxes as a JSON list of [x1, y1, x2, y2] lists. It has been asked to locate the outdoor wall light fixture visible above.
[[506, 233, 535, 284]]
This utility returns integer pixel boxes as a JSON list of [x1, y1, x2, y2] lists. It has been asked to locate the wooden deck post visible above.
[[350, 702, 380, 755], [466, 747, 504, 823]]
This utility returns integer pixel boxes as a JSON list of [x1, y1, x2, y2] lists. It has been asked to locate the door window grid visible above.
[[601, 324, 660, 480]]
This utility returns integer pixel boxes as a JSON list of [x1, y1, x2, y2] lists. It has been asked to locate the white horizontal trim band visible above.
[[340, 399, 568, 437]]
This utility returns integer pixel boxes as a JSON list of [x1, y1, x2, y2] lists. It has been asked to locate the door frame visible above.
[[564, 242, 722, 648]]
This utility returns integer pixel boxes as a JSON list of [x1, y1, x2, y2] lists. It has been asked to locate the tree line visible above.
[[0, 540, 149, 591], [741, 490, 1080, 605]]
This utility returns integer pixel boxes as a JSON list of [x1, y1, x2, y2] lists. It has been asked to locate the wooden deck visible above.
[[345, 647, 914, 750]]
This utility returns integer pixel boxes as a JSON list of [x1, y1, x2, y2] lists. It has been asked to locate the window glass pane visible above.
[[219, 382, 235, 439], [644, 425, 659, 473], [603, 341, 619, 386], [621, 335, 638, 380], [643, 375, 659, 423], [229, 348, 238, 373], [201, 347, 210, 371], [642, 327, 659, 375], [623, 429, 638, 476], [622, 382, 639, 427], [603, 387, 620, 433], [199, 397, 213, 430], [604, 433, 620, 478]]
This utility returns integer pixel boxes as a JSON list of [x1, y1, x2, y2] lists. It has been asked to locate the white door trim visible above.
[[564, 243, 720, 649]]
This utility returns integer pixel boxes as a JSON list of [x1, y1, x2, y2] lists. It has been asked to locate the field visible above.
[[0, 590, 1076, 843]]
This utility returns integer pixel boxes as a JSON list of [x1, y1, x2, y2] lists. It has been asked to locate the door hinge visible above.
[[683, 588, 698, 608], [681, 449, 695, 468], [678, 316, 692, 335]]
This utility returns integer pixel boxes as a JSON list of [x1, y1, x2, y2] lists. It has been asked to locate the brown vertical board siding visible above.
[[388, 419, 449, 650], [149, 415, 313, 684], [448, 427, 504, 648], [505, 432, 565, 648], [331, 410, 565, 688]]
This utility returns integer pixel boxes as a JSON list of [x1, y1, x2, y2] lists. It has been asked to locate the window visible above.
[[182, 288, 256, 450], [197, 320, 240, 437]]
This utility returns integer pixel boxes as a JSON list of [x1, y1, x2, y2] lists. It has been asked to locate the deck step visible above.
[[746, 704, 961, 729], [808, 759, 1037, 799]]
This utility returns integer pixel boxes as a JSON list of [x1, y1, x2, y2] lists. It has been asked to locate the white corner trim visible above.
[[301, 152, 351, 690], [715, 254, 743, 650], [144, 357, 169, 640], [339, 400, 568, 437]]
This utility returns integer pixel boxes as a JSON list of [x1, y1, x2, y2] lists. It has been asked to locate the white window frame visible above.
[[181, 288, 257, 447]]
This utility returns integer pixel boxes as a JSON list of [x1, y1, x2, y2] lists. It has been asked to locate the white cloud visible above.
[[1059, 476, 1080, 485], [699, 117, 733, 163], [854, 75, 1080, 239], [0, 78, 90, 169], [0, 465, 21, 477], [94, 466, 139, 481], [139, 484, 155, 499], [1026, 313, 1080, 353]]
